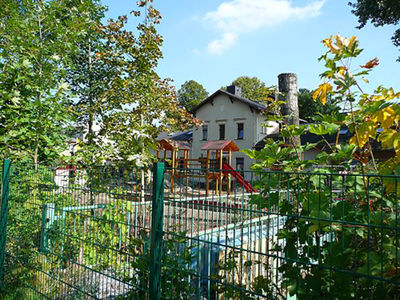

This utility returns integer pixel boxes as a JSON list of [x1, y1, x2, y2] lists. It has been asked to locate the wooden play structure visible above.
[[157, 139, 256, 196], [201, 140, 238, 196], [156, 139, 191, 193]]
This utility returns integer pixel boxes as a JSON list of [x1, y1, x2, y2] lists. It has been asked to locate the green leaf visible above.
[[308, 123, 340, 135]]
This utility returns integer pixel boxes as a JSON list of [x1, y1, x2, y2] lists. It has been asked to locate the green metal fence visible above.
[[0, 159, 399, 299], [163, 167, 400, 299], [1, 161, 155, 299]]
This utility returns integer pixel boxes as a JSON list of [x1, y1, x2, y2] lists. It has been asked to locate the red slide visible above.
[[222, 163, 257, 193]]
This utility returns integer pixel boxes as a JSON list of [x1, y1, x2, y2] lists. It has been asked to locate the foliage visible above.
[[315, 34, 400, 176], [349, 0, 400, 61], [244, 34, 400, 298], [2, 162, 196, 299], [298, 88, 338, 122], [177, 80, 209, 112], [214, 249, 278, 299], [225, 76, 273, 102], [0, 0, 95, 166], [66, 1, 116, 166], [88, 1, 199, 167], [0, 0, 197, 167], [1, 163, 78, 297], [125, 232, 196, 299], [83, 186, 134, 269]]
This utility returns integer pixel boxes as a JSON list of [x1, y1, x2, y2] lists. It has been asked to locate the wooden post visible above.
[[227, 150, 231, 195], [215, 150, 219, 195], [185, 150, 189, 189], [219, 149, 223, 195], [171, 149, 175, 193], [206, 150, 210, 197]]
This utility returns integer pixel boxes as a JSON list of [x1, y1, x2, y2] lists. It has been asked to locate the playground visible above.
[[156, 138, 257, 197]]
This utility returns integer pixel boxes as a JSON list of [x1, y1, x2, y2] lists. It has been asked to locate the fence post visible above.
[[0, 159, 11, 290], [149, 162, 165, 300]]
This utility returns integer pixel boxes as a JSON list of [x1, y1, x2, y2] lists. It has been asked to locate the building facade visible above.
[[191, 86, 279, 172]]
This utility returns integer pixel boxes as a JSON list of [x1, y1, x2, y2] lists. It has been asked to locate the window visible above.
[[202, 124, 208, 140], [219, 124, 225, 140], [237, 123, 244, 139]]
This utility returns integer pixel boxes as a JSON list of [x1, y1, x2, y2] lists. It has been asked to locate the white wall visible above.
[[192, 94, 278, 173]]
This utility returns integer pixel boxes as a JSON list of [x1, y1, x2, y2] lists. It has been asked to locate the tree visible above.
[[228, 76, 273, 101], [66, 1, 117, 165], [349, 0, 400, 61], [0, 0, 96, 166], [298, 88, 338, 122], [95, 1, 198, 167], [177, 80, 208, 112]]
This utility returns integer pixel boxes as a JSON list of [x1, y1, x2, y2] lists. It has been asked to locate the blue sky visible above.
[[103, 0, 399, 95]]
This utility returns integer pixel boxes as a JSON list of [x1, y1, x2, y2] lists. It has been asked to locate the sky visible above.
[[102, 0, 400, 95]]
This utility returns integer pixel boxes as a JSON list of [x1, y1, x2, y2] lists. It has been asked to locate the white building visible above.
[[191, 85, 279, 172]]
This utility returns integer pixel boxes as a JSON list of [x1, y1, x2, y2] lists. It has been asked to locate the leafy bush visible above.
[[243, 35, 400, 299]]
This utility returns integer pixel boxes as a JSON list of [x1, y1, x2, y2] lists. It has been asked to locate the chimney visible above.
[[278, 73, 300, 147], [227, 85, 242, 97]]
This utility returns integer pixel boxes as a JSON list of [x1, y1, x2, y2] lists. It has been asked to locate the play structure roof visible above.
[[158, 139, 191, 151], [201, 140, 240, 152]]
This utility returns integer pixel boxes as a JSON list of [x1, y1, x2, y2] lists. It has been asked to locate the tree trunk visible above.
[[278, 73, 301, 148]]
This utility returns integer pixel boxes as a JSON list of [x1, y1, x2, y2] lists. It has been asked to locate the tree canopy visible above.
[[0, 0, 98, 166], [228, 76, 273, 102], [349, 0, 400, 61], [298, 88, 338, 122], [177, 80, 208, 112], [0, 0, 197, 166], [84, 2, 198, 167]]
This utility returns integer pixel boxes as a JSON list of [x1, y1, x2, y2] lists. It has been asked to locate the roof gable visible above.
[[191, 89, 267, 114]]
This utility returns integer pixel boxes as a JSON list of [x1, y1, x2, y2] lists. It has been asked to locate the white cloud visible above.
[[204, 0, 326, 54], [207, 32, 238, 55]]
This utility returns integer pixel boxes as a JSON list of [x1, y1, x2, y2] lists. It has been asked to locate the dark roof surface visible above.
[[170, 130, 192, 141], [191, 89, 267, 114], [254, 129, 353, 150], [156, 130, 193, 142]]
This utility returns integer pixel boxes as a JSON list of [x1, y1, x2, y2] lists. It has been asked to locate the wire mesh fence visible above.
[[163, 167, 400, 299], [0, 160, 399, 299], [1, 162, 153, 299]]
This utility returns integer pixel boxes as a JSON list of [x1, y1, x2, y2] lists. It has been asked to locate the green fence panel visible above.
[[149, 162, 165, 300], [0, 162, 399, 299], [0, 158, 11, 290], [2, 163, 154, 299]]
